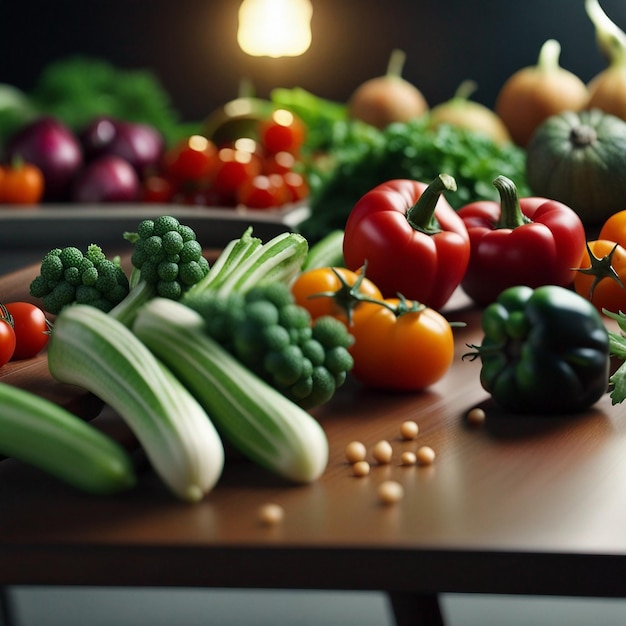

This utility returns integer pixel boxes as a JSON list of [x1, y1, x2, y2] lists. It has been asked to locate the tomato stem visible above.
[[493, 175, 531, 229], [575, 241, 625, 298], [405, 174, 457, 234]]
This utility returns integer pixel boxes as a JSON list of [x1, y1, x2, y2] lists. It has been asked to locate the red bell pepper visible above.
[[457, 175, 587, 307], [342, 175, 470, 310]]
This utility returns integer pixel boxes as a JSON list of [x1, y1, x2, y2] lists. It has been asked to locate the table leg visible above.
[[0, 587, 16, 626], [387, 592, 445, 626]]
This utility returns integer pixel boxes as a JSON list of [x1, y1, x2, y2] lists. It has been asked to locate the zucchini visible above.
[[47, 304, 225, 503], [0, 381, 136, 494], [133, 298, 329, 483]]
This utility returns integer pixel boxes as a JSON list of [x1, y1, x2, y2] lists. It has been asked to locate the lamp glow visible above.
[[237, 0, 312, 58]]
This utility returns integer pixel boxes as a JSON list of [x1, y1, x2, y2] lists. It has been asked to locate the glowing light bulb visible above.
[[237, 0, 313, 58]]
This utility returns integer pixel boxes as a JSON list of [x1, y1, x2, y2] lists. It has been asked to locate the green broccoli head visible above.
[[185, 281, 354, 409], [29, 244, 130, 315], [125, 215, 210, 299]]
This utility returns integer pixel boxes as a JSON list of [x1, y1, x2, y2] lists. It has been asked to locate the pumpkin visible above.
[[525, 108, 626, 225]]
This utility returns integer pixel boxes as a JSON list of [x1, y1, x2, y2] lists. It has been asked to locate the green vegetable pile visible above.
[[298, 117, 530, 242], [185, 282, 354, 409]]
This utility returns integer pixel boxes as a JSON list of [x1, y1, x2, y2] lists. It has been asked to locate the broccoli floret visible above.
[[29, 215, 211, 324], [29, 244, 130, 315], [107, 215, 210, 326], [186, 282, 354, 409]]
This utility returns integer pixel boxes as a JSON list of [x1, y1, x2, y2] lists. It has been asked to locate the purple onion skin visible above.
[[78, 116, 118, 162], [80, 116, 164, 176], [5, 116, 84, 201], [71, 155, 141, 203]]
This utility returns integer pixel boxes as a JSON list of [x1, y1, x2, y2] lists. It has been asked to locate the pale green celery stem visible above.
[[214, 232, 309, 297], [133, 298, 329, 483]]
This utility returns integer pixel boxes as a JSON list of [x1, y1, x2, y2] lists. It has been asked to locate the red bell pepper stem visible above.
[[493, 175, 531, 229], [406, 173, 457, 234]]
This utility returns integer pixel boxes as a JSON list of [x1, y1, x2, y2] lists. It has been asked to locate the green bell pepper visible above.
[[466, 285, 610, 414]]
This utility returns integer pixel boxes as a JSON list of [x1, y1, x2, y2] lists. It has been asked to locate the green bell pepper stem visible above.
[[406, 173, 457, 235], [493, 175, 531, 229]]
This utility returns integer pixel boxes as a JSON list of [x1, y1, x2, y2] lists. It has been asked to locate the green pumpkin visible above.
[[525, 109, 626, 225]]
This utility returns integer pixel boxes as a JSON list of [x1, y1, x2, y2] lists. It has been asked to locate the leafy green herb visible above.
[[298, 117, 529, 243], [29, 56, 199, 144], [604, 309, 626, 404]]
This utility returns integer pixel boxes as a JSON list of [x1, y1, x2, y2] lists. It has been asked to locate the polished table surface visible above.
[[1, 257, 626, 624]]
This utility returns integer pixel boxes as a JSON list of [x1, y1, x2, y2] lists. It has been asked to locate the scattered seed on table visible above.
[[377, 480, 404, 504], [372, 440, 393, 464], [466, 407, 486, 426], [400, 451, 417, 466], [416, 445, 436, 466], [345, 440, 367, 464], [352, 460, 371, 477], [258, 503, 284, 526], [400, 420, 419, 440]]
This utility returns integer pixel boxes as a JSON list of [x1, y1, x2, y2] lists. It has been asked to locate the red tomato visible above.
[[162, 135, 217, 183], [212, 147, 263, 202], [282, 171, 309, 202], [236, 174, 290, 209], [4, 302, 49, 360], [0, 307, 16, 367], [142, 174, 175, 203], [263, 150, 297, 175], [258, 109, 305, 155], [0, 160, 45, 205]]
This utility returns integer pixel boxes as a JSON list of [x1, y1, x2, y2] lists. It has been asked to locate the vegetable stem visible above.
[[386, 49, 407, 78], [405, 173, 457, 234], [493, 175, 531, 229], [537, 39, 563, 73], [586, 0, 626, 67]]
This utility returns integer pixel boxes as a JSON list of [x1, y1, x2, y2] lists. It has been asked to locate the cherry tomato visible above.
[[599, 210, 626, 249], [212, 147, 263, 203], [142, 174, 175, 203], [263, 150, 297, 175], [258, 109, 305, 155], [0, 306, 16, 367], [282, 171, 309, 202], [162, 135, 217, 184], [348, 298, 454, 391], [0, 160, 44, 205], [291, 267, 382, 325], [236, 174, 289, 209], [4, 302, 49, 360], [573, 239, 626, 314]]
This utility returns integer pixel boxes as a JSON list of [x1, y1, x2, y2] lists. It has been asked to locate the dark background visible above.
[[0, 0, 624, 124]]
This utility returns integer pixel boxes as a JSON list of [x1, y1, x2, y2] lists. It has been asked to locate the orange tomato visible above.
[[0, 161, 44, 205], [291, 266, 382, 325], [573, 239, 626, 314], [599, 210, 626, 249], [348, 298, 454, 391]]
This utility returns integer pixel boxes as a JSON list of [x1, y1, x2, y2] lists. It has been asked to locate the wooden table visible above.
[[2, 261, 626, 626]]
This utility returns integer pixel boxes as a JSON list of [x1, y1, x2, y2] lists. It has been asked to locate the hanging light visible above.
[[237, 0, 313, 58]]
